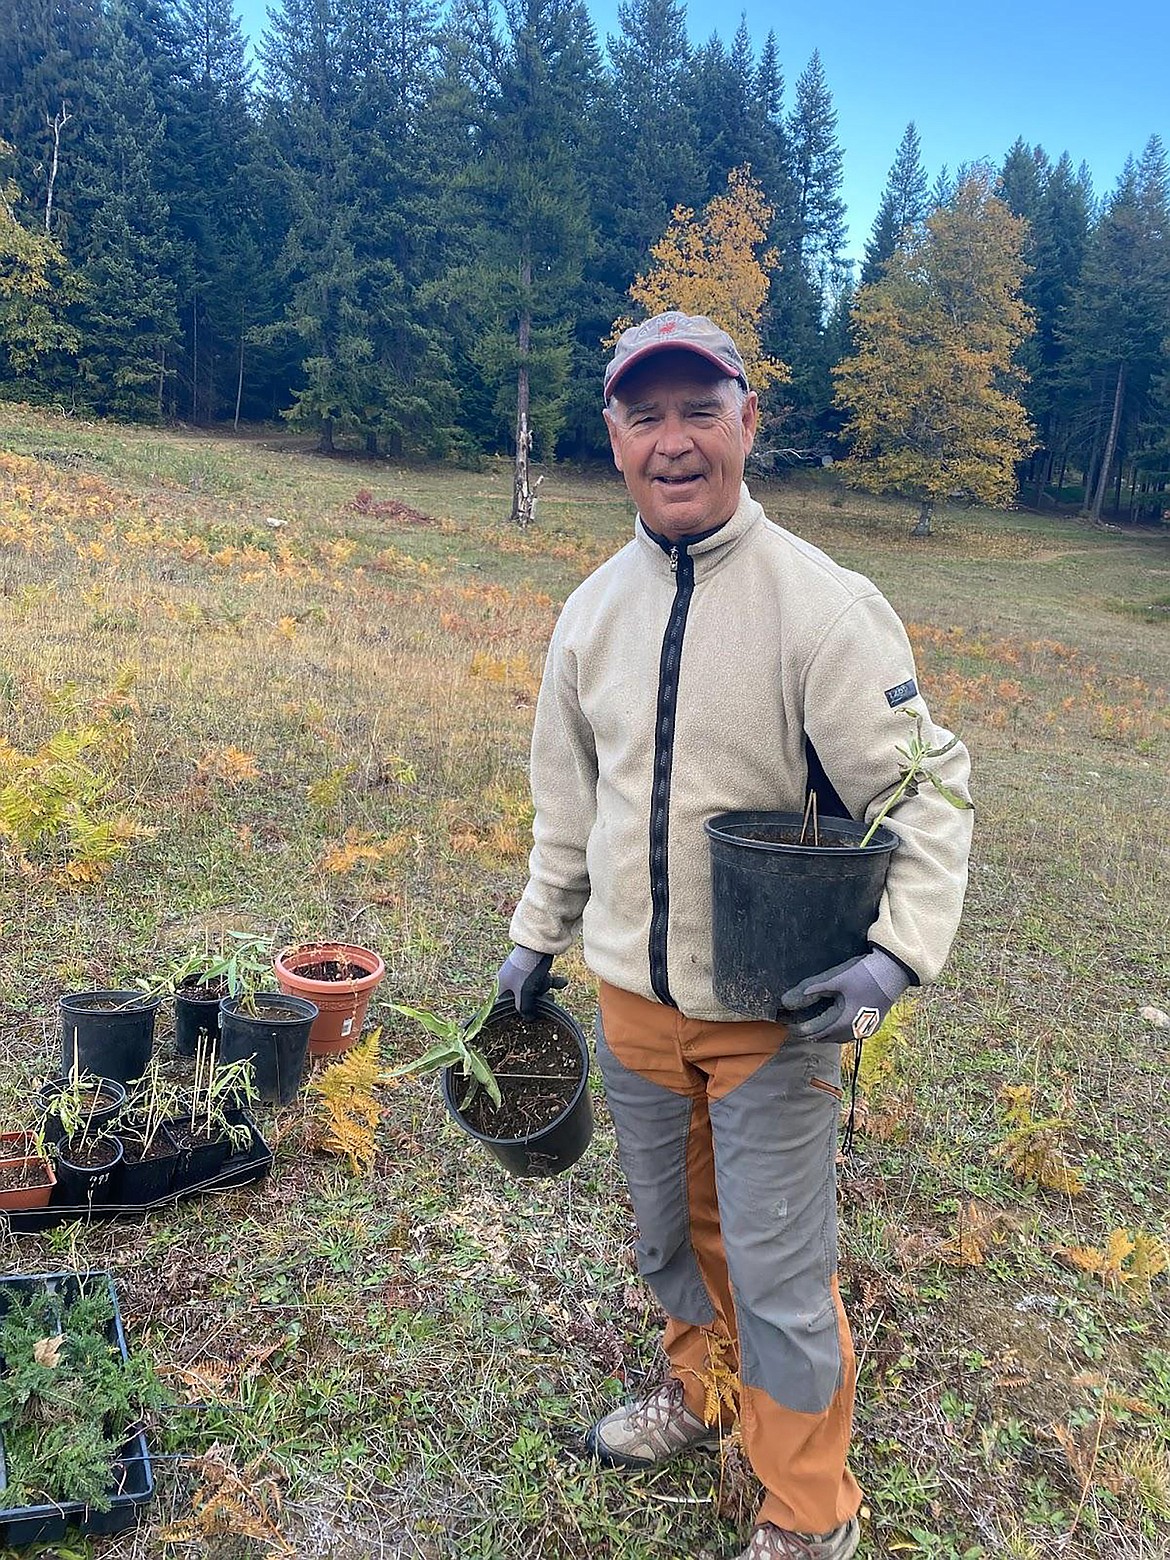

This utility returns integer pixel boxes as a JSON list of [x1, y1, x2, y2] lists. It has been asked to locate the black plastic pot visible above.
[[38, 1076, 127, 1147], [165, 1114, 229, 1192], [173, 984, 223, 1058], [705, 810, 900, 1021], [442, 996, 593, 1178], [59, 990, 161, 1084], [218, 994, 317, 1105], [109, 1122, 180, 1205], [51, 1135, 124, 1207]]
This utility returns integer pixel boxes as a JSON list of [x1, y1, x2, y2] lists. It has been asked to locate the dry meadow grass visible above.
[[0, 403, 1167, 1559]]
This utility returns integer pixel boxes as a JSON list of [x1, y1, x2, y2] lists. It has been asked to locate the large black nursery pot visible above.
[[173, 982, 223, 1058], [705, 810, 900, 1022], [218, 994, 317, 1105], [442, 995, 593, 1179], [59, 990, 161, 1083]]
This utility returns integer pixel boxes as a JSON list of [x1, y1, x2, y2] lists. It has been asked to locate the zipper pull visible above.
[[669, 546, 679, 576]]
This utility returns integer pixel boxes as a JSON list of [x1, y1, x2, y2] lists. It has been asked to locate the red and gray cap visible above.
[[604, 311, 749, 402]]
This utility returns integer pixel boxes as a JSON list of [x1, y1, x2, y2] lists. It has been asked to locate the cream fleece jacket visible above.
[[510, 485, 973, 1021]]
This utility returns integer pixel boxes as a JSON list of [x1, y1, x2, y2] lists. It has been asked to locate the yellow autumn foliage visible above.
[[615, 165, 788, 392], [834, 171, 1034, 517]]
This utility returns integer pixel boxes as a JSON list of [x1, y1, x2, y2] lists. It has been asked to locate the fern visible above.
[[309, 1028, 383, 1174], [1056, 1228, 1169, 1300], [992, 1083, 1085, 1195]]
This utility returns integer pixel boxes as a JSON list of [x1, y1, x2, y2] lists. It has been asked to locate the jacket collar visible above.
[[635, 484, 763, 578]]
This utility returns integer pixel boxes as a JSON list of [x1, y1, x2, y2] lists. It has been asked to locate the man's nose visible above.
[[656, 415, 693, 456]]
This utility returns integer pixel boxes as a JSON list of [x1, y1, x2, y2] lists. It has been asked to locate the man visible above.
[[498, 312, 973, 1560]]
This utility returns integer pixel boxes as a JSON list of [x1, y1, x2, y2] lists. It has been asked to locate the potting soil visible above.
[[458, 1015, 583, 1138]]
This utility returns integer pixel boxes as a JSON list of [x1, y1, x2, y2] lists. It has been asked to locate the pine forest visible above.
[[3, 0, 1170, 524]]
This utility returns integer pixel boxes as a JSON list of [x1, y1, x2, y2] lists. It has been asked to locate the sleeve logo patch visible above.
[[884, 677, 918, 709]]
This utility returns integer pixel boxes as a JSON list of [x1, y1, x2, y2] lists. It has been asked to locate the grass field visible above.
[[0, 401, 1167, 1560]]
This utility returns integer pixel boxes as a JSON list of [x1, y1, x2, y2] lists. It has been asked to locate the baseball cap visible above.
[[604, 311, 749, 401]]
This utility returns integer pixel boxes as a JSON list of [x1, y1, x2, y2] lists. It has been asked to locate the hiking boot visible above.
[[732, 1517, 861, 1559], [585, 1376, 721, 1468]]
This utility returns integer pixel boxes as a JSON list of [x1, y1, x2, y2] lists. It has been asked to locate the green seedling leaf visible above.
[[463, 982, 500, 1044], [926, 772, 975, 809], [384, 1040, 462, 1078], [466, 1046, 503, 1108], [387, 1003, 457, 1043]]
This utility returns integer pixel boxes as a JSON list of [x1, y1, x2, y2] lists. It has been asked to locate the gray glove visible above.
[[496, 946, 567, 1015], [780, 948, 911, 1045]]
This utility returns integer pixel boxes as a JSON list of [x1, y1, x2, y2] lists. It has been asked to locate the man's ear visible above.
[[740, 391, 760, 457], [603, 406, 625, 474]]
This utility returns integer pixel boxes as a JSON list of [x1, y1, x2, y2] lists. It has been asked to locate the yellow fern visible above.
[[308, 1030, 383, 1175], [992, 1084, 1085, 1195]]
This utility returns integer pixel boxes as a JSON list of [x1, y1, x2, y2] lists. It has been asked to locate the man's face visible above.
[[603, 351, 759, 543]]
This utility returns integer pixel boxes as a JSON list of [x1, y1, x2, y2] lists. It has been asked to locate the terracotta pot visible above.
[[273, 942, 385, 1057], [0, 1134, 57, 1212]]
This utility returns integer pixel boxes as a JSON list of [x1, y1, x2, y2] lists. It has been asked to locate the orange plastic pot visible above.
[[0, 1133, 56, 1212], [272, 942, 386, 1057]]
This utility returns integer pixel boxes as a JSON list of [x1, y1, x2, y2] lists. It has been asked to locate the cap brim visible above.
[[604, 341, 745, 400]]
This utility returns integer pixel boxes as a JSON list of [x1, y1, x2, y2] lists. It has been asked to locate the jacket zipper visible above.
[[648, 542, 695, 1007]]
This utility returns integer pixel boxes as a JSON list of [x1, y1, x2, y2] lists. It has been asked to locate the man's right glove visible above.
[[496, 945, 567, 1015], [780, 948, 911, 1045]]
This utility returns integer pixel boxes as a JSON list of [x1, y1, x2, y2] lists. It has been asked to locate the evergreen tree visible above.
[[1005, 150, 1091, 502], [443, 0, 600, 516], [1064, 138, 1170, 521], [835, 172, 1035, 534], [861, 122, 928, 285], [69, 0, 179, 416], [765, 49, 847, 436], [0, 0, 98, 239], [599, 0, 697, 291], [170, 0, 263, 423]]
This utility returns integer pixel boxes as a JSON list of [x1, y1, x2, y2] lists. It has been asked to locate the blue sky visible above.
[[234, 0, 1170, 261]]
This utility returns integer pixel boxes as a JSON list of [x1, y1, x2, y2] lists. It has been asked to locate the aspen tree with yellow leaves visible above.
[[833, 171, 1035, 535], [613, 165, 788, 392]]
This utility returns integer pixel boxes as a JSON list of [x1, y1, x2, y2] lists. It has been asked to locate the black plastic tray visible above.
[[1, 1115, 272, 1234], [0, 1270, 153, 1545]]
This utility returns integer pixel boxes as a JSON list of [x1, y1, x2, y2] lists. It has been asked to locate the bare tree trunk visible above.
[[909, 497, 934, 537], [510, 245, 536, 528], [191, 292, 198, 422], [318, 417, 335, 455], [1082, 379, 1109, 516], [44, 105, 70, 235], [1090, 362, 1125, 523], [157, 349, 166, 418], [233, 316, 244, 431]]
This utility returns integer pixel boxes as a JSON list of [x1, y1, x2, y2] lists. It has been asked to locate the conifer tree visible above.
[[617, 165, 788, 392], [443, 0, 600, 518], [861, 122, 928, 285], [765, 50, 847, 435], [834, 172, 1035, 534], [0, 0, 98, 238], [1064, 138, 1170, 521], [69, 0, 179, 416], [170, 0, 262, 423]]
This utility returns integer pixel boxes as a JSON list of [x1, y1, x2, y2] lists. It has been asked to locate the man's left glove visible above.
[[496, 945, 567, 1015], [780, 948, 911, 1045]]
